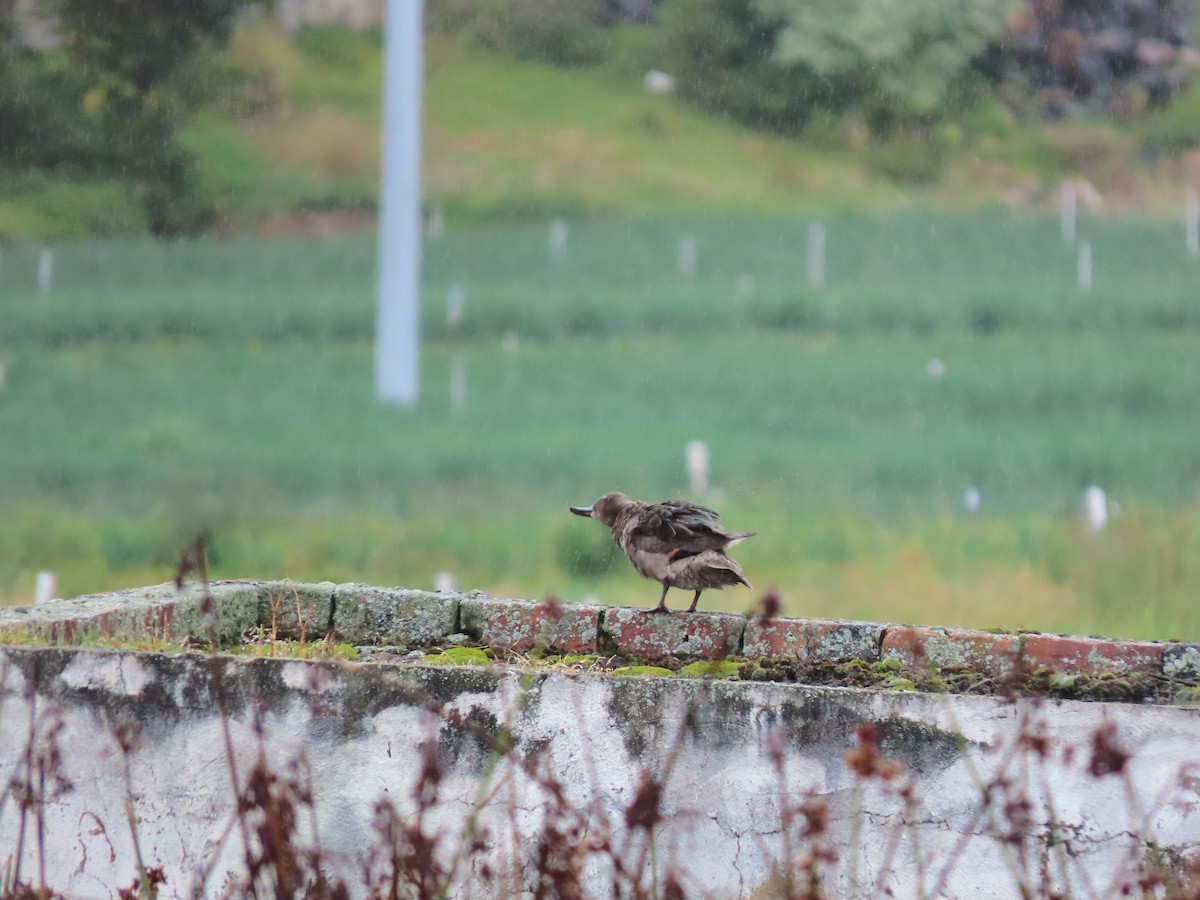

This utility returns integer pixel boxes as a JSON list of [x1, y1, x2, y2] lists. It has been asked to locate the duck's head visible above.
[[569, 491, 633, 527]]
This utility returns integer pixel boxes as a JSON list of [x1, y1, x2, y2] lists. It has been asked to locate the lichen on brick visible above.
[[1163, 644, 1200, 681], [333, 583, 457, 646]]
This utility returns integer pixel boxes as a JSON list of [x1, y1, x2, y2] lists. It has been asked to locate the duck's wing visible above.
[[627, 501, 730, 554]]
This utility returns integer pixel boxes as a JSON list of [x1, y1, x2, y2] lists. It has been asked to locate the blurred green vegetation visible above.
[[0, 0, 262, 235], [4, 14, 1200, 238], [1, 214, 1199, 641]]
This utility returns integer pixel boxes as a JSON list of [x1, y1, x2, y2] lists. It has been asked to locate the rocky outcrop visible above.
[[1008, 0, 1198, 115]]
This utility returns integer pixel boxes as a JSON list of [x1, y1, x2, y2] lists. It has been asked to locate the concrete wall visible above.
[[1, 583, 1199, 898]]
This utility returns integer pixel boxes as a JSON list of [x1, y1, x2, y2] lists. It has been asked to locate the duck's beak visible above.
[[569, 505, 594, 518]]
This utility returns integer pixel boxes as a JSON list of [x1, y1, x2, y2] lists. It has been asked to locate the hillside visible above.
[[6, 18, 1200, 239], [200, 21, 1200, 225]]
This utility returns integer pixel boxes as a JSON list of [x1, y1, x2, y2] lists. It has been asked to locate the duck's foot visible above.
[[644, 584, 672, 614]]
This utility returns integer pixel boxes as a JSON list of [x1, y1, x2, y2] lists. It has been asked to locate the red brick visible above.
[[1022, 634, 1163, 676], [460, 597, 599, 654], [882, 626, 1022, 677], [743, 617, 882, 663], [601, 607, 743, 661]]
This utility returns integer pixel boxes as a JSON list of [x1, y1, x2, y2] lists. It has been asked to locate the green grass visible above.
[[5, 211, 1200, 345], [2, 212, 1200, 641]]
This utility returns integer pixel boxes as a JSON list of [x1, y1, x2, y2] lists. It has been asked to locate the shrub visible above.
[[657, 0, 829, 135], [427, 0, 617, 67], [656, 0, 1013, 140]]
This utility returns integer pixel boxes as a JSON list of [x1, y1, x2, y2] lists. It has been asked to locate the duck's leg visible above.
[[687, 590, 702, 613], [647, 582, 671, 614]]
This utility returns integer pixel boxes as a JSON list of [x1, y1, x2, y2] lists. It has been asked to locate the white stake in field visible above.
[[550, 219, 569, 257], [1084, 486, 1108, 534], [735, 273, 755, 304], [686, 440, 710, 495], [35, 571, 56, 603], [38, 247, 52, 295], [450, 356, 466, 412], [1060, 182, 1076, 244], [678, 234, 697, 280], [1186, 191, 1199, 258], [808, 222, 826, 288], [446, 285, 465, 329]]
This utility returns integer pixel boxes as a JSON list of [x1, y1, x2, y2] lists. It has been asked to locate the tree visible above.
[[0, 0, 260, 235], [760, 0, 1016, 130], [658, 0, 1015, 137], [658, 0, 831, 135]]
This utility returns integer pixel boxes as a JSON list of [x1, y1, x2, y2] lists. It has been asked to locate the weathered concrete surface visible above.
[[744, 616, 884, 663], [255, 580, 336, 640], [1, 646, 1198, 899], [459, 594, 601, 653], [1022, 632, 1165, 675], [601, 606, 743, 660], [1166, 643, 1200, 679], [883, 625, 1023, 677], [0, 581, 260, 646], [2, 581, 1196, 687], [331, 583, 458, 645]]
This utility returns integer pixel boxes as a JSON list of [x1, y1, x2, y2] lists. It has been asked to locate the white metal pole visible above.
[[375, 0, 423, 405]]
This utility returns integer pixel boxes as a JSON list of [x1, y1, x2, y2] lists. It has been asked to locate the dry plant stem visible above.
[[407, 677, 702, 900], [12, 690, 36, 890], [269, 589, 284, 647], [293, 588, 313, 648], [502, 768, 522, 896], [1036, 767, 1079, 898], [444, 722, 518, 891], [767, 732, 798, 894], [566, 689, 624, 890], [869, 775, 920, 898], [118, 744, 151, 897], [186, 565, 258, 896], [35, 739, 46, 893], [625, 697, 693, 898], [0, 662, 16, 872], [926, 672, 1041, 892], [1101, 767, 1162, 895], [925, 717, 1026, 896], [933, 697, 1063, 893], [7, 695, 71, 899], [1012, 739, 1034, 889], [286, 752, 321, 879], [847, 778, 864, 896], [905, 803, 927, 899]]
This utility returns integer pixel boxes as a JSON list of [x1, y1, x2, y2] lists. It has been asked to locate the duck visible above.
[[569, 491, 754, 613]]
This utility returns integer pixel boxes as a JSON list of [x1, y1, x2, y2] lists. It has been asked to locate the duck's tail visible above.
[[726, 530, 756, 547]]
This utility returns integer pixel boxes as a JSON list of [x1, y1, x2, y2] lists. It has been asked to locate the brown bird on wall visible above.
[[569, 492, 755, 613]]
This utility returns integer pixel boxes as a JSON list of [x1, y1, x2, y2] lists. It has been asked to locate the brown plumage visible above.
[[569, 492, 755, 613]]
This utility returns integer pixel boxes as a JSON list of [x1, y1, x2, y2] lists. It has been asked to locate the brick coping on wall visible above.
[[0, 580, 1197, 696]]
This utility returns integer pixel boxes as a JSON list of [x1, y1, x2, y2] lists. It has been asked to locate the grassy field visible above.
[[2, 211, 1200, 640]]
